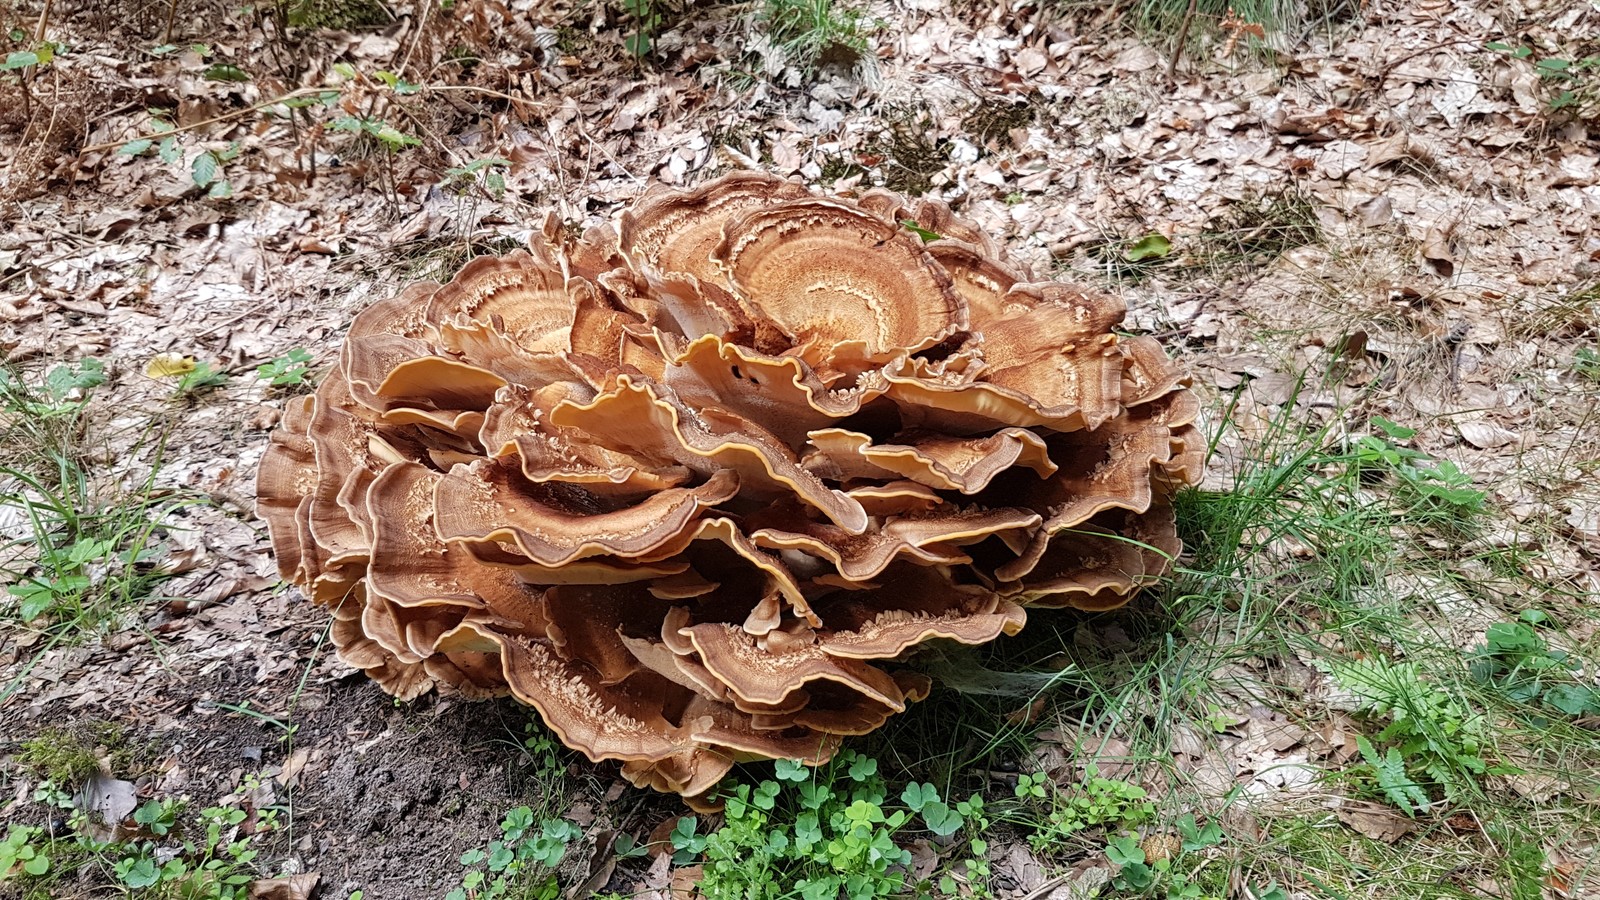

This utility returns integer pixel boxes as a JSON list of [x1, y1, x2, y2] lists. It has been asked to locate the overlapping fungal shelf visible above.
[[256, 172, 1201, 807]]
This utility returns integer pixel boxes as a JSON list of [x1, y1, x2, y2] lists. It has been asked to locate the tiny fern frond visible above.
[[1357, 735, 1428, 816]]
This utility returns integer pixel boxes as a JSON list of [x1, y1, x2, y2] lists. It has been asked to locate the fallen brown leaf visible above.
[[670, 864, 703, 900], [1421, 224, 1456, 278], [1337, 799, 1415, 843], [248, 873, 319, 900]]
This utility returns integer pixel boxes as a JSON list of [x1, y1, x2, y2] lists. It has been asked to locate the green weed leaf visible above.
[[1124, 234, 1171, 261], [920, 801, 963, 837], [203, 63, 250, 82], [900, 220, 943, 242], [774, 758, 808, 782], [1545, 684, 1600, 716], [119, 856, 161, 888], [192, 152, 219, 187], [898, 782, 937, 812], [1105, 835, 1144, 866]]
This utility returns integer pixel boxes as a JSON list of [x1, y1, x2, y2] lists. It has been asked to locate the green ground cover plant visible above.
[[447, 807, 584, 900], [0, 361, 180, 669], [0, 793, 270, 899], [668, 751, 985, 900], [757, 0, 870, 73]]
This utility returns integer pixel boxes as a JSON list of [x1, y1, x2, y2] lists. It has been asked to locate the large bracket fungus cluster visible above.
[[257, 172, 1201, 806]]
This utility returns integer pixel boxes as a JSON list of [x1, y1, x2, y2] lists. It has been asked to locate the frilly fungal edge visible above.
[[256, 172, 1201, 808]]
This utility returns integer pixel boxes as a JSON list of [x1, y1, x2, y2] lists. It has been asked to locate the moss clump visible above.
[[961, 98, 1036, 146], [1202, 186, 1321, 269], [283, 0, 391, 30], [18, 722, 125, 786], [818, 152, 867, 184], [875, 104, 948, 196]]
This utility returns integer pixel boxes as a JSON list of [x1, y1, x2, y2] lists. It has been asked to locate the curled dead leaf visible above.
[[1336, 799, 1415, 843], [1421, 224, 1456, 278], [145, 352, 198, 378], [1457, 421, 1519, 450], [247, 872, 319, 900]]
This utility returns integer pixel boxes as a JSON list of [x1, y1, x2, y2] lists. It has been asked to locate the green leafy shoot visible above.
[[256, 348, 316, 388], [447, 807, 584, 900], [668, 751, 988, 900], [173, 362, 230, 398], [1470, 614, 1600, 717], [1124, 233, 1173, 262]]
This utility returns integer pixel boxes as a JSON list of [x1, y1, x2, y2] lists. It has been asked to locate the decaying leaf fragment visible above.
[[255, 172, 1199, 806]]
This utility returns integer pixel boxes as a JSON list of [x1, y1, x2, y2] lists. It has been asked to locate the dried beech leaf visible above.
[[145, 352, 198, 378]]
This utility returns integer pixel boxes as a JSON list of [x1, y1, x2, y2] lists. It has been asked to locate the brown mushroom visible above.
[[255, 171, 1198, 804]]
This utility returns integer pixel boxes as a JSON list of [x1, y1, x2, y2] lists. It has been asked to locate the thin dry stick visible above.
[[1167, 0, 1200, 83], [17, 0, 55, 119], [78, 86, 334, 154], [163, 0, 180, 45], [423, 84, 560, 109], [33, 0, 52, 40], [397, 0, 432, 80]]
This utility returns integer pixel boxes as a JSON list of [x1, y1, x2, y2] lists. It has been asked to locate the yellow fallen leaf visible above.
[[146, 353, 197, 378]]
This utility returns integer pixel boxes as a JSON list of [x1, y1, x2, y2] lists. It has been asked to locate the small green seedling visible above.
[[173, 362, 230, 398], [256, 348, 315, 388]]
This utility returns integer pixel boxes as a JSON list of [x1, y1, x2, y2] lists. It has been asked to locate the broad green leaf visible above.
[[899, 782, 936, 812], [12, 582, 56, 620], [192, 152, 219, 187], [921, 801, 963, 837], [774, 758, 807, 782], [119, 139, 154, 156], [847, 755, 877, 780], [1123, 233, 1171, 261], [203, 63, 250, 82], [120, 857, 161, 889], [1545, 684, 1599, 716], [374, 125, 420, 148], [1106, 835, 1144, 866], [1371, 415, 1416, 440]]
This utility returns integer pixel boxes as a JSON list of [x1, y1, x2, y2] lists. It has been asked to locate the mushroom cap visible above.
[[255, 172, 1198, 805]]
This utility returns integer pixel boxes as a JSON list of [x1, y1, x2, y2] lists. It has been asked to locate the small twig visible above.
[[77, 86, 335, 154], [1167, 0, 1199, 83], [397, 0, 431, 81], [189, 306, 270, 342], [1371, 36, 1477, 93], [421, 84, 559, 109], [1017, 875, 1069, 900], [32, 0, 51, 42], [15, 0, 54, 120], [162, 0, 178, 45]]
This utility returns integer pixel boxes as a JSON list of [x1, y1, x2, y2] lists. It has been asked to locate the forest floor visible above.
[[1, 0, 1598, 898]]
